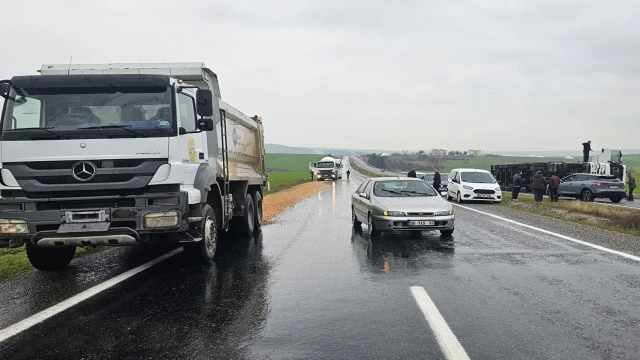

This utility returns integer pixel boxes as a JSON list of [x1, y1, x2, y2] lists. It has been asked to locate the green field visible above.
[[265, 153, 320, 172], [265, 154, 325, 194]]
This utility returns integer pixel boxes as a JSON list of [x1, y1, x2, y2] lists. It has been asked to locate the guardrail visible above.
[[349, 157, 400, 177]]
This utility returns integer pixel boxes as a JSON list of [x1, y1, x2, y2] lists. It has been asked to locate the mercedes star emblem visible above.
[[71, 161, 97, 182]]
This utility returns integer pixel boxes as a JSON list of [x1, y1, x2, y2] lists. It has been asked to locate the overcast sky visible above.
[[2, 0, 639, 151]]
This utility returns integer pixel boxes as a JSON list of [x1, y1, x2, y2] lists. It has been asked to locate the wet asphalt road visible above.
[[1, 170, 640, 359]]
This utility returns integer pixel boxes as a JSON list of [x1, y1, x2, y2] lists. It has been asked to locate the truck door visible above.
[[177, 90, 208, 184]]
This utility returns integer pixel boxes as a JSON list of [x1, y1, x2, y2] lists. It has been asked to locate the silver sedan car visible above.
[[351, 177, 455, 237]]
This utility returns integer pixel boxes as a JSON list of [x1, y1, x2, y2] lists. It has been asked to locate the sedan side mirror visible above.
[[359, 192, 368, 199]]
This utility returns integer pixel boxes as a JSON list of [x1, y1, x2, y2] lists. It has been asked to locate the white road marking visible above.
[[0, 248, 183, 343], [410, 286, 471, 360], [453, 204, 640, 262]]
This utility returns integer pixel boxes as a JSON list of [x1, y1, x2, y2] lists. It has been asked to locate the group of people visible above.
[[511, 171, 561, 202]]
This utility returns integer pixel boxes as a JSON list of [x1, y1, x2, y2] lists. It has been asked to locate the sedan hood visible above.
[[375, 196, 449, 212]]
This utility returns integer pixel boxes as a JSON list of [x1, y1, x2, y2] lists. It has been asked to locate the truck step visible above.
[[188, 216, 203, 223]]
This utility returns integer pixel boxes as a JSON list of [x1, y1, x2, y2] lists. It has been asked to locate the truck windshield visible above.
[[1, 86, 173, 140], [317, 162, 335, 168]]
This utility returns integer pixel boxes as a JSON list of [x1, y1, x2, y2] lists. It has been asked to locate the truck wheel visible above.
[[25, 242, 76, 271], [253, 191, 263, 233], [184, 204, 217, 263], [235, 194, 255, 236], [581, 189, 594, 202]]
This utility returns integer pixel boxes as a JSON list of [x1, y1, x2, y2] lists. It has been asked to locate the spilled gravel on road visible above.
[[263, 181, 329, 224]]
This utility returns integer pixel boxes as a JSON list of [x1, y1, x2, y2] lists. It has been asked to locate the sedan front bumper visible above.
[[373, 215, 455, 232]]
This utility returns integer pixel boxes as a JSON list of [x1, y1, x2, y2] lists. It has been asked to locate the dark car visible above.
[[557, 173, 626, 202], [420, 173, 449, 195]]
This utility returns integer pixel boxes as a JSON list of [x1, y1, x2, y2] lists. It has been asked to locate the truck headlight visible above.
[[463, 185, 474, 191], [144, 211, 180, 228], [0, 219, 29, 234], [383, 211, 406, 216]]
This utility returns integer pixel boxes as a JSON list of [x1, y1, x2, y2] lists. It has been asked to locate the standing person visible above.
[[582, 140, 593, 162], [512, 171, 522, 200], [407, 169, 417, 178], [433, 169, 441, 193], [346, 169, 351, 180], [627, 172, 636, 201], [310, 170, 315, 181], [531, 171, 547, 202], [548, 172, 561, 202]]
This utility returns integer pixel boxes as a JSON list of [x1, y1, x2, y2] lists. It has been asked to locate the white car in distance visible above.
[[447, 168, 502, 203]]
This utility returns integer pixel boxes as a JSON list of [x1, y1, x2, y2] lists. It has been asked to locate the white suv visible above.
[[447, 168, 502, 203]]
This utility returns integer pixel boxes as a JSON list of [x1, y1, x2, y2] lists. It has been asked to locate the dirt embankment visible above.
[[263, 181, 329, 224]]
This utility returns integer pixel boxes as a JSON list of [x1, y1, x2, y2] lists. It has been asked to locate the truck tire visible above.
[[184, 204, 217, 263], [234, 194, 255, 236], [25, 242, 76, 271], [253, 191, 263, 233]]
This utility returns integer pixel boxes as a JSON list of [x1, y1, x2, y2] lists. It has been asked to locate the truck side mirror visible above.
[[197, 118, 214, 132], [0, 81, 10, 96], [196, 89, 213, 117]]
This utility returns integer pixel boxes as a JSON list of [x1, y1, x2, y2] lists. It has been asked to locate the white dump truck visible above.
[[315, 156, 340, 181], [0, 62, 266, 270]]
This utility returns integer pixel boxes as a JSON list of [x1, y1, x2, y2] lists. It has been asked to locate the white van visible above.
[[447, 168, 502, 203]]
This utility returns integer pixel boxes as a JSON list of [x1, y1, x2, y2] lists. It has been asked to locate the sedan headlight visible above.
[[434, 209, 454, 216], [0, 219, 29, 234], [383, 211, 406, 216], [463, 185, 474, 190]]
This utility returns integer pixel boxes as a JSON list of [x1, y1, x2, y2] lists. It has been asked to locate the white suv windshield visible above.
[[461, 172, 496, 183]]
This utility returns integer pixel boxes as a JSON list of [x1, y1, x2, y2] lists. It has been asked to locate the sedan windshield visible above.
[[1, 86, 173, 140], [373, 180, 438, 197], [461, 172, 496, 183]]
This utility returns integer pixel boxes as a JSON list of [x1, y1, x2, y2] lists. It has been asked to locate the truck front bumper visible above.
[[0, 191, 190, 248]]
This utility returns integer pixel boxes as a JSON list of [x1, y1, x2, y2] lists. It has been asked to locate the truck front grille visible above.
[[3, 159, 168, 196]]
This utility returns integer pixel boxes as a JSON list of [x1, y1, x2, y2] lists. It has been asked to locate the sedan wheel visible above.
[[352, 207, 361, 227], [581, 189, 594, 202], [457, 192, 463, 203], [368, 214, 381, 237]]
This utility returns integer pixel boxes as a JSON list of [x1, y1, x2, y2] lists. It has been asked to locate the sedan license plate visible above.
[[477, 194, 492, 198], [409, 220, 435, 226], [609, 186, 619, 189]]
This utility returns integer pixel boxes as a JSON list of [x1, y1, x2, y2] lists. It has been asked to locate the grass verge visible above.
[[0, 246, 104, 282], [500, 193, 640, 237], [266, 172, 311, 195]]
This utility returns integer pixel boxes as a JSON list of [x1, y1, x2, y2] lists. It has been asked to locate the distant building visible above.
[[431, 148, 447, 157], [467, 149, 483, 156]]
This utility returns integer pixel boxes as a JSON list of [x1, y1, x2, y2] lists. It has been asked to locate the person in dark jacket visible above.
[[407, 169, 417, 178], [531, 171, 547, 202], [346, 169, 351, 180], [512, 171, 522, 200], [582, 140, 593, 162], [627, 172, 636, 201], [432, 169, 441, 192], [548, 173, 561, 202]]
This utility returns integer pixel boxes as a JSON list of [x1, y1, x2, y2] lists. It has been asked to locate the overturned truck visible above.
[[491, 149, 626, 191]]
